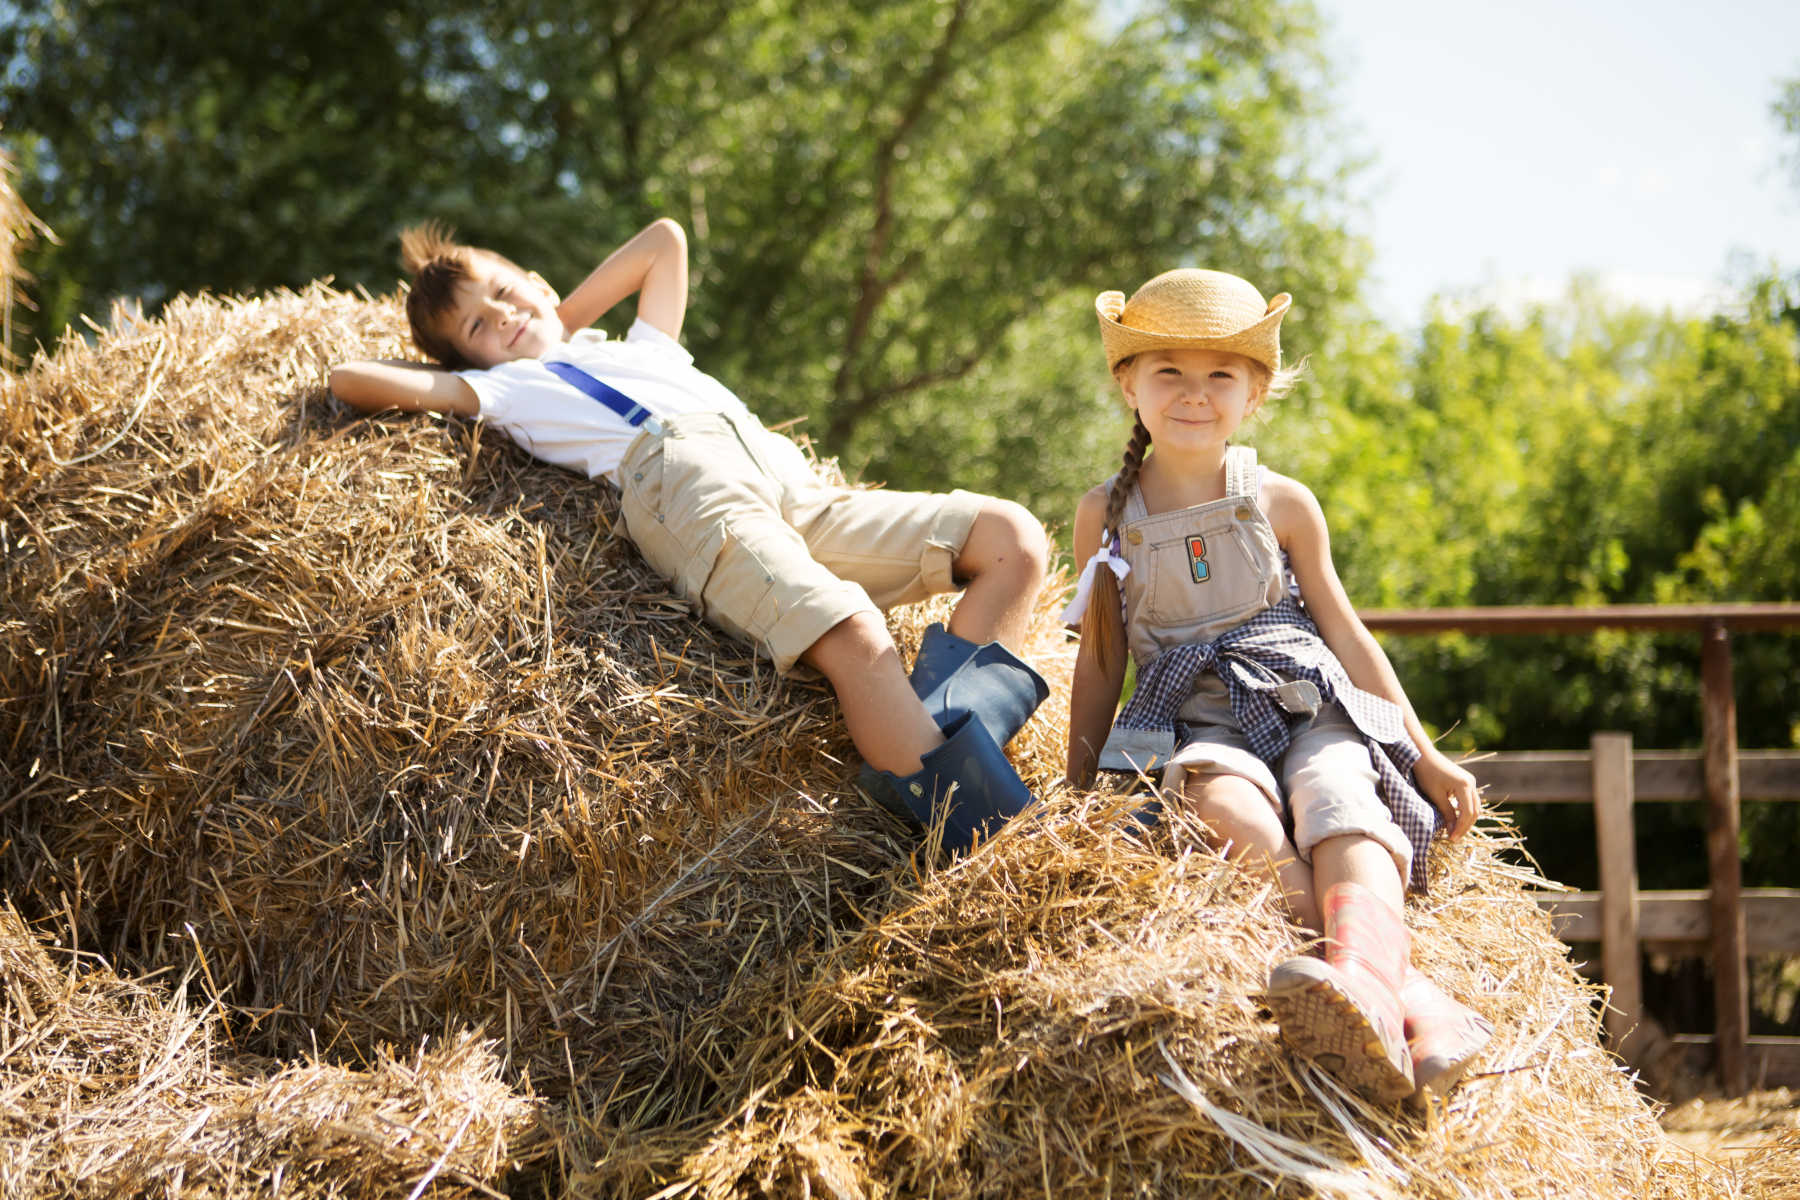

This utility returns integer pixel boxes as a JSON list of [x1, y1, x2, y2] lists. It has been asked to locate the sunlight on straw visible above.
[[1159, 1041, 1400, 1200]]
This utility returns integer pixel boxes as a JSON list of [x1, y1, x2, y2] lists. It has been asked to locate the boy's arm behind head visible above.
[[555, 218, 689, 341], [329, 358, 480, 418]]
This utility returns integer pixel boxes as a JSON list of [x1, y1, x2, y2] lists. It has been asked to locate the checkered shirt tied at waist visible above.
[[1114, 597, 1441, 890]]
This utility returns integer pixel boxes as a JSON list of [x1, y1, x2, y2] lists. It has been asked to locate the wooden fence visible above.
[[1361, 603, 1800, 1096]]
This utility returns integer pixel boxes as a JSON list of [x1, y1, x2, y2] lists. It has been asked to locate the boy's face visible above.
[[442, 255, 565, 368]]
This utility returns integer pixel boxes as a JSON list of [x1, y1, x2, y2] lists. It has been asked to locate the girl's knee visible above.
[[1287, 776, 1412, 884], [1181, 774, 1282, 840]]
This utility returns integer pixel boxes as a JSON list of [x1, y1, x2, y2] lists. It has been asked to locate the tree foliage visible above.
[[2, 0, 1362, 474], [1, 2, 505, 329]]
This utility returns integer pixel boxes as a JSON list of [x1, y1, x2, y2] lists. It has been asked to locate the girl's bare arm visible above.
[[1266, 472, 1479, 837]]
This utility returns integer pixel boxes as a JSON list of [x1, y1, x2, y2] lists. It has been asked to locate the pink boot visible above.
[[1265, 882, 1414, 1103], [1401, 968, 1494, 1100]]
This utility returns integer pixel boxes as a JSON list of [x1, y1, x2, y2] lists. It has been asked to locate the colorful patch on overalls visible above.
[[1187, 535, 1210, 583]]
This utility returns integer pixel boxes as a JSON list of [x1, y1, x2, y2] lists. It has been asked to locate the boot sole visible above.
[[1265, 976, 1414, 1104]]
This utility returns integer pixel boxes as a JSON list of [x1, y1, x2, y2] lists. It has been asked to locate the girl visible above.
[[1061, 268, 1493, 1104]]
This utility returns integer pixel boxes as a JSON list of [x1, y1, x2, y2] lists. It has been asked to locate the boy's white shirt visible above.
[[456, 318, 753, 483]]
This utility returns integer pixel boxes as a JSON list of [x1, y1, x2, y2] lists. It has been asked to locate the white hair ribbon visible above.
[[1059, 539, 1131, 625]]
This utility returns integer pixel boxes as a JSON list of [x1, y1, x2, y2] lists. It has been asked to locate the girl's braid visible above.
[[1081, 414, 1151, 681], [1102, 414, 1152, 543]]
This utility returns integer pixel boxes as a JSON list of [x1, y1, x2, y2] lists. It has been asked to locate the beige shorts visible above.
[[1164, 702, 1413, 880], [618, 410, 984, 673]]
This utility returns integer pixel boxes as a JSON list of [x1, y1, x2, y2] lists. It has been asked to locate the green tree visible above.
[[0, 1, 519, 344], [3, 0, 1364, 486], [675, 0, 1363, 454]]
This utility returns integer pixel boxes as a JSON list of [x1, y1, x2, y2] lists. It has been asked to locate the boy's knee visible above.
[[970, 499, 1049, 579], [803, 610, 897, 676]]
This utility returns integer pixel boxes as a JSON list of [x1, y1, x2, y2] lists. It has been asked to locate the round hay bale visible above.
[[1745, 1126, 1800, 1199], [1, 286, 940, 1195], [0, 287, 1736, 1197], [1, 285, 913, 1097]]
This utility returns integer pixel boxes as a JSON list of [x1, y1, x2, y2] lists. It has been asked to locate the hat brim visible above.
[[1096, 290, 1291, 371]]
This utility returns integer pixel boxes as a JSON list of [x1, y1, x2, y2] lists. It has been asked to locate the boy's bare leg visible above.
[[1183, 774, 1323, 932], [948, 499, 1049, 652], [803, 611, 945, 776]]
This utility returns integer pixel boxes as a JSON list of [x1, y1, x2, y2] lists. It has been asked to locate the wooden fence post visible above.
[[1702, 621, 1749, 1096], [1592, 732, 1644, 1056]]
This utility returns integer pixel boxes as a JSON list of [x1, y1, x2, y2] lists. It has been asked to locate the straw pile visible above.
[[0, 285, 1744, 1196], [1748, 1130, 1800, 1199], [0, 902, 534, 1196]]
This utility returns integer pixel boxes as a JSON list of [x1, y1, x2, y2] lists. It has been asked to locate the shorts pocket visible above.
[[673, 520, 730, 613], [724, 529, 784, 647]]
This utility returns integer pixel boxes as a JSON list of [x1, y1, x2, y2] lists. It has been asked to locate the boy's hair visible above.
[[398, 222, 526, 368]]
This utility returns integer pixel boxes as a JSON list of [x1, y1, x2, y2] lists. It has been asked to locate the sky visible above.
[[1314, 0, 1800, 325]]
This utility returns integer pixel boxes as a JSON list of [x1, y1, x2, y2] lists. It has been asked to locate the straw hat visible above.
[[1095, 268, 1291, 372]]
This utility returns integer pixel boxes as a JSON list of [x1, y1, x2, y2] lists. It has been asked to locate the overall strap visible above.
[[1224, 445, 1260, 499], [543, 360, 664, 434], [1121, 471, 1150, 524]]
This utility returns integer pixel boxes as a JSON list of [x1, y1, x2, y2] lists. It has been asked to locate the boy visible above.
[[330, 218, 1050, 849]]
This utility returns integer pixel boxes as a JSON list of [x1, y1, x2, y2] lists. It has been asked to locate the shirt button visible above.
[[656, 514, 665, 523], [1235, 506, 1253, 521], [633, 472, 644, 482], [1126, 529, 1144, 545]]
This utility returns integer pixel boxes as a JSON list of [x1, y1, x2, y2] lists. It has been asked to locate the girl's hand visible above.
[[1415, 748, 1480, 839]]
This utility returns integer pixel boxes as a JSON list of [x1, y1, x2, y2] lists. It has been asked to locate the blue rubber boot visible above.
[[857, 712, 1035, 852], [906, 622, 983, 697], [910, 623, 1049, 749]]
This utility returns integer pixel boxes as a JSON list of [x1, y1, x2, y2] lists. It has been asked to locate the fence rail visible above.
[[1472, 750, 1800, 804], [1361, 601, 1800, 1096], [1542, 889, 1800, 953]]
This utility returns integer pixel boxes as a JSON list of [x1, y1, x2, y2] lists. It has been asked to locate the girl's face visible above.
[[1119, 348, 1263, 451]]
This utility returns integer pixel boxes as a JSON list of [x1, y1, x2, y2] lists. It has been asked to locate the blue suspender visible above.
[[543, 360, 665, 435]]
